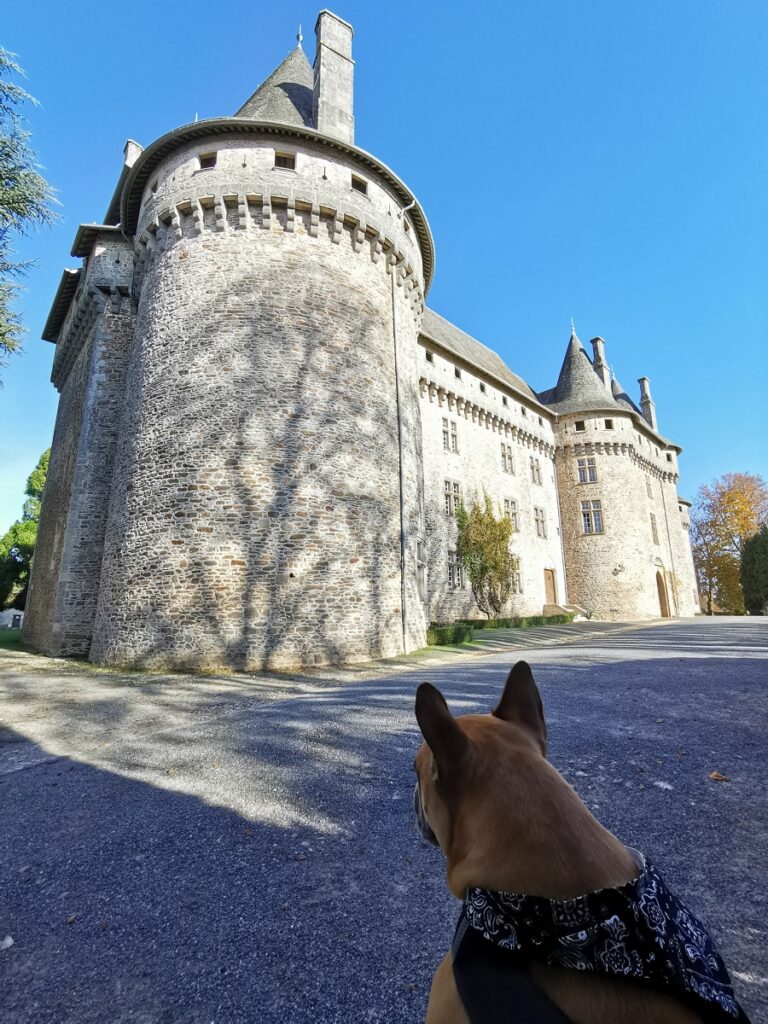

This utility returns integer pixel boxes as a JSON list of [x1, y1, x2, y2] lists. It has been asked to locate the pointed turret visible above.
[[235, 45, 314, 127], [611, 375, 640, 413], [538, 327, 620, 414]]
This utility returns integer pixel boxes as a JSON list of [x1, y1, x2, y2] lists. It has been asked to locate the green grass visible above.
[[0, 629, 23, 650]]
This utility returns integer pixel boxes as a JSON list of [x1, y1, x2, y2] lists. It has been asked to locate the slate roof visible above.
[[420, 308, 541, 406], [235, 46, 314, 127], [611, 376, 641, 413], [537, 329, 619, 415]]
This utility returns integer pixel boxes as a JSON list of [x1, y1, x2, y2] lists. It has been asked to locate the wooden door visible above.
[[544, 569, 557, 605]]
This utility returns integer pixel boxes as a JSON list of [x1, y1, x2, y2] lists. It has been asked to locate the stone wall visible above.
[[417, 341, 566, 622], [555, 411, 698, 619], [89, 134, 428, 670], [23, 234, 135, 655]]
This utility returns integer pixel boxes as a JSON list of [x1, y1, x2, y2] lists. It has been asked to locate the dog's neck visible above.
[[444, 753, 639, 901]]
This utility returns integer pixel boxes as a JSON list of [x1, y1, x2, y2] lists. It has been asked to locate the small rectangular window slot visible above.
[[275, 152, 296, 170], [479, 382, 486, 394], [454, 367, 462, 380], [575, 420, 586, 432], [425, 350, 434, 363], [605, 419, 614, 430], [198, 152, 217, 170], [502, 396, 508, 407], [351, 174, 368, 195]]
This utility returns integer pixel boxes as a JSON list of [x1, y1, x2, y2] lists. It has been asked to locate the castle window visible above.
[[274, 152, 296, 170], [504, 499, 519, 531], [666, 452, 673, 463], [198, 152, 217, 169], [521, 407, 527, 417], [351, 174, 368, 195], [479, 382, 486, 394], [448, 550, 464, 590], [530, 456, 542, 485], [534, 507, 547, 539], [150, 180, 158, 194], [650, 512, 660, 545], [425, 350, 434, 363], [442, 418, 459, 453], [575, 420, 586, 432], [646, 476, 653, 498], [605, 419, 614, 430], [581, 500, 604, 534], [577, 457, 597, 483], [510, 555, 522, 594], [501, 443, 515, 474], [416, 540, 426, 601], [455, 367, 462, 380], [502, 396, 508, 407], [538, 416, 543, 426], [444, 480, 462, 516]]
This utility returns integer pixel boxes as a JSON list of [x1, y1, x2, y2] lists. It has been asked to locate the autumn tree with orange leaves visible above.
[[691, 473, 768, 614]]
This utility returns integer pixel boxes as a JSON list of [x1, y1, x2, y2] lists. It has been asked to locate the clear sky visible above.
[[1, 0, 767, 533]]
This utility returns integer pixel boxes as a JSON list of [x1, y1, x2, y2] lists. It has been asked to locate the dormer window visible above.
[[351, 174, 367, 195], [275, 152, 296, 170], [198, 152, 217, 169]]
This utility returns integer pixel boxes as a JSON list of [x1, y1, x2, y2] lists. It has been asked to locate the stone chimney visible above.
[[313, 11, 354, 144], [638, 376, 657, 430], [124, 139, 143, 167], [590, 337, 610, 388]]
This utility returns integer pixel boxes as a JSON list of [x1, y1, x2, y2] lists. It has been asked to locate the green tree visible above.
[[455, 492, 514, 618], [741, 527, 768, 615], [0, 447, 50, 608], [0, 47, 57, 377]]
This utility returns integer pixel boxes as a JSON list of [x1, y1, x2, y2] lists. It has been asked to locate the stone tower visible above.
[[25, 12, 433, 669], [538, 328, 699, 620]]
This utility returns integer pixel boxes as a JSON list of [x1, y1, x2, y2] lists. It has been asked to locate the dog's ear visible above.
[[415, 682, 469, 778], [492, 661, 547, 755]]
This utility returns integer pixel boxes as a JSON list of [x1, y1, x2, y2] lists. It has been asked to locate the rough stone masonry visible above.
[[24, 10, 699, 670]]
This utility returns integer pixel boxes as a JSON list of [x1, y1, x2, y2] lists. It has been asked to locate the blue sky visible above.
[[2, 0, 767, 532]]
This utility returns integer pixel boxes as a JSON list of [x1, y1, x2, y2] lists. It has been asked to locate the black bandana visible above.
[[461, 852, 751, 1023]]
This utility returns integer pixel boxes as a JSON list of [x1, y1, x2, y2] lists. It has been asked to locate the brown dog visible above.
[[413, 662, 722, 1024]]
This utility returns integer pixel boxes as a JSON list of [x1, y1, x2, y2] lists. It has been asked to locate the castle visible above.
[[24, 11, 699, 670]]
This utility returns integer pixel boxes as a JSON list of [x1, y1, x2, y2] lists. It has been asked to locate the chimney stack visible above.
[[313, 11, 354, 144], [638, 376, 657, 430], [590, 337, 610, 388]]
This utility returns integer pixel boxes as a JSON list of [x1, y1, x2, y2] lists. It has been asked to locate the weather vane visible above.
[[297, 24, 303, 45]]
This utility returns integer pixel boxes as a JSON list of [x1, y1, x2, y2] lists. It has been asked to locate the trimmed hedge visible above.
[[460, 613, 575, 630], [426, 623, 473, 646]]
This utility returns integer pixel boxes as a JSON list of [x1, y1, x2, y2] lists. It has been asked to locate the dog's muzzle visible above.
[[414, 782, 439, 846]]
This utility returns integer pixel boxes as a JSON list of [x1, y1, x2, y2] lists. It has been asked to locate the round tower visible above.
[[89, 14, 433, 669]]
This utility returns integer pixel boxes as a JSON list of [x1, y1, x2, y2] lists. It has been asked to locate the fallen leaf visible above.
[[66, 915, 76, 925], [709, 771, 730, 782]]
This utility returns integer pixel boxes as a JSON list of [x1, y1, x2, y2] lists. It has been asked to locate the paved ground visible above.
[[0, 617, 766, 1023]]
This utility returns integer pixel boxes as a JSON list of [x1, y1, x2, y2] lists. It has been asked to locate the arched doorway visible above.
[[656, 572, 670, 618]]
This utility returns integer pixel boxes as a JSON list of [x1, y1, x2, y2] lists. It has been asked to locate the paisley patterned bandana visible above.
[[462, 852, 751, 1023]]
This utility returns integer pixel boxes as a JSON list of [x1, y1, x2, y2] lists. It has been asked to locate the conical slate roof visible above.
[[235, 46, 314, 127], [537, 329, 619, 414], [611, 376, 640, 413]]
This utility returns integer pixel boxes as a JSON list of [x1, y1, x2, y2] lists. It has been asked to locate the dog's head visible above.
[[413, 661, 548, 888]]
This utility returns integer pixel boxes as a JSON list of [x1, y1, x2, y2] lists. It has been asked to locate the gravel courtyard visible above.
[[1, 617, 766, 1023]]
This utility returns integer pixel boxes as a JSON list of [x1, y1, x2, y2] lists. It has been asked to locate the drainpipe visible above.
[[391, 260, 408, 654]]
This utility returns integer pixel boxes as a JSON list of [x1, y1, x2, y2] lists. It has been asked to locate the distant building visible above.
[[24, 11, 698, 670]]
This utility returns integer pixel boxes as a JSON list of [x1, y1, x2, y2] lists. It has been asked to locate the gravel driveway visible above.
[[1, 617, 766, 1023]]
